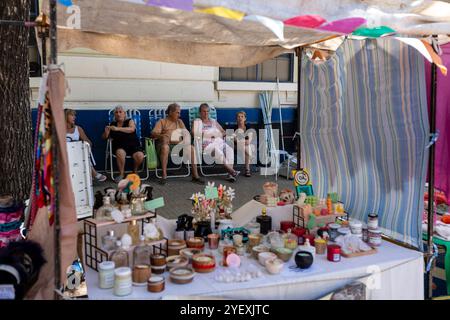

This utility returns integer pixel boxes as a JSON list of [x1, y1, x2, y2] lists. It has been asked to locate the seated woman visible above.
[[65, 108, 107, 182], [234, 111, 257, 177], [192, 103, 239, 182], [151, 103, 204, 185], [102, 105, 145, 182]]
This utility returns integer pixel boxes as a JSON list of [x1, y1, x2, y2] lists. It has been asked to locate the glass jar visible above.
[[95, 196, 115, 221], [143, 218, 164, 242], [128, 220, 140, 245], [283, 229, 298, 250], [110, 241, 129, 268], [133, 236, 151, 267], [118, 192, 129, 209], [102, 230, 117, 251], [130, 194, 147, 216], [349, 220, 363, 235], [368, 228, 382, 247], [98, 261, 115, 289], [368, 213, 379, 230], [328, 223, 341, 241], [114, 267, 132, 296], [362, 224, 369, 242]]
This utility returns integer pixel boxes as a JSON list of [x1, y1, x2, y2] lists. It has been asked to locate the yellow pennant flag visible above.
[[195, 6, 245, 21]]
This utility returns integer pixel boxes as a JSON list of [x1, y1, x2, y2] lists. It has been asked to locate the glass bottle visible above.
[[102, 230, 118, 251], [133, 236, 151, 267], [110, 240, 129, 268], [119, 192, 129, 209], [130, 193, 147, 216], [128, 220, 140, 245], [144, 218, 164, 243], [283, 229, 298, 250], [95, 196, 115, 221]]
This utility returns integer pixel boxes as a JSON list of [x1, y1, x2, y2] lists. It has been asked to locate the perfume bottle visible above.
[[118, 192, 129, 209], [110, 241, 130, 268], [143, 218, 164, 242], [95, 196, 115, 221], [128, 220, 140, 245], [102, 230, 118, 251], [133, 236, 151, 267]]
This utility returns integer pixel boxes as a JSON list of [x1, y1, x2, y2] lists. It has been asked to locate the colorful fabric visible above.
[[318, 17, 366, 34], [195, 6, 245, 21], [425, 43, 450, 202], [300, 38, 429, 249], [145, 0, 193, 11], [284, 15, 326, 28], [352, 26, 395, 38]]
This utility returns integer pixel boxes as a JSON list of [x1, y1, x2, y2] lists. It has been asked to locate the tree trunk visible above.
[[0, 0, 33, 202]]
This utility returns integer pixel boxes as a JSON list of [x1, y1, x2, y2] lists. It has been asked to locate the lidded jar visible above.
[[110, 240, 130, 268], [133, 235, 151, 267], [130, 193, 147, 216], [283, 229, 298, 250], [98, 261, 115, 289], [95, 196, 115, 221], [102, 230, 118, 251], [114, 267, 133, 296]]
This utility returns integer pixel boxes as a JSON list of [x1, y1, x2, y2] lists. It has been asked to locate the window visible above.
[[29, 0, 41, 77], [219, 53, 294, 82]]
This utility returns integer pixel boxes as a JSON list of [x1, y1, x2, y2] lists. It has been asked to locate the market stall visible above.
[[26, 0, 450, 300]]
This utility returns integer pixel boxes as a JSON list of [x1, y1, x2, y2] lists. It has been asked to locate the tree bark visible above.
[[0, 0, 33, 202]]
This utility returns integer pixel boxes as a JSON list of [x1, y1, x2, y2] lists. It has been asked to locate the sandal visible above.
[[244, 169, 251, 177], [192, 177, 205, 185], [158, 178, 167, 186]]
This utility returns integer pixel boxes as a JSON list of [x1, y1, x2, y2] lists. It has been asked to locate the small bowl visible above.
[[258, 251, 277, 266], [192, 254, 216, 273], [179, 248, 202, 263], [186, 237, 205, 249], [265, 258, 284, 274], [252, 245, 270, 259], [273, 247, 294, 262], [147, 275, 165, 293], [169, 266, 195, 284], [295, 251, 314, 269], [166, 255, 189, 271]]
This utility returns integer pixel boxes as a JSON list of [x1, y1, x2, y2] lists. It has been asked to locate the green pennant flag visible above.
[[145, 197, 165, 211], [352, 26, 395, 38]]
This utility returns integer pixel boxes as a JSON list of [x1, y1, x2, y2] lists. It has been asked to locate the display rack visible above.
[[293, 204, 349, 229], [83, 210, 168, 271]]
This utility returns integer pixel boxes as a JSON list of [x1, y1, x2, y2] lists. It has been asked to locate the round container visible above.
[[166, 255, 189, 271], [337, 227, 351, 237], [295, 251, 314, 269], [236, 244, 246, 256], [132, 264, 151, 286], [368, 213, 378, 230], [192, 254, 216, 273], [168, 240, 187, 256], [225, 253, 241, 268], [349, 220, 363, 235], [207, 233, 220, 249], [223, 246, 237, 267], [150, 254, 167, 266], [265, 258, 284, 274], [248, 234, 262, 247], [252, 245, 270, 259], [274, 247, 293, 262], [362, 225, 369, 242], [368, 228, 382, 247], [314, 238, 327, 255], [179, 248, 202, 263], [246, 222, 260, 234], [232, 234, 243, 246], [169, 267, 195, 284], [113, 267, 133, 296], [186, 237, 205, 250], [147, 275, 165, 293], [151, 264, 166, 275], [328, 223, 341, 241], [258, 251, 277, 266], [280, 221, 295, 233], [327, 244, 341, 262], [98, 261, 115, 289]]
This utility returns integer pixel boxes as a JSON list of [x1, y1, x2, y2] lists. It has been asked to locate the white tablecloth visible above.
[[85, 227, 424, 299]]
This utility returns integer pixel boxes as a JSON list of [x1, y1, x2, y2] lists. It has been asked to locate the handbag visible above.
[[145, 138, 159, 169]]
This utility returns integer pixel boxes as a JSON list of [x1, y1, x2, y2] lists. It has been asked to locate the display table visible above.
[[85, 237, 423, 300]]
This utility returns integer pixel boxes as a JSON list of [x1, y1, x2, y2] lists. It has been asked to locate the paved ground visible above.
[[93, 166, 294, 219]]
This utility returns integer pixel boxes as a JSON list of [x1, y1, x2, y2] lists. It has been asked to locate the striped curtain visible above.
[[300, 38, 429, 249]]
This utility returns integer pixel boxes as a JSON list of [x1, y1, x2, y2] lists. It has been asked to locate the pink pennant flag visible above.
[[146, 0, 193, 11], [318, 17, 366, 34], [284, 15, 326, 28]]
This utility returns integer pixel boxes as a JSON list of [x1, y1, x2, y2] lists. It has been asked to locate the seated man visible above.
[[151, 103, 204, 185], [102, 105, 145, 182], [192, 103, 239, 182]]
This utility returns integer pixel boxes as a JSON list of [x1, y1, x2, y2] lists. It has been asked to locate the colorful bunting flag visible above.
[[318, 17, 366, 34], [58, 0, 73, 6], [352, 26, 395, 38], [195, 6, 245, 21], [284, 15, 326, 29], [245, 15, 284, 41], [146, 0, 193, 11]]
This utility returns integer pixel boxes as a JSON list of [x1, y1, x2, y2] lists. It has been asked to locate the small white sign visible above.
[[0, 285, 15, 300]]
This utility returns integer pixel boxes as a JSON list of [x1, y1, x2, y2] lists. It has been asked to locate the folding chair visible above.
[[189, 105, 229, 177], [104, 108, 149, 181], [147, 108, 191, 179]]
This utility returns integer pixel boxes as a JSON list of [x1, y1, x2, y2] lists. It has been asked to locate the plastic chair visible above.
[[147, 108, 191, 179], [104, 108, 149, 181]]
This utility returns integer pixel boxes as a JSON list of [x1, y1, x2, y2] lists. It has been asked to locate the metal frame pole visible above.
[[296, 47, 302, 170], [426, 47, 438, 300]]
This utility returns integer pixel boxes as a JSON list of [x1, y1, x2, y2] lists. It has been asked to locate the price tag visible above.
[[205, 187, 219, 200], [0, 285, 15, 300], [144, 197, 165, 211]]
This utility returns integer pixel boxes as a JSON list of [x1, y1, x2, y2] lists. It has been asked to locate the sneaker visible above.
[[158, 178, 167, 186], [192, 177, 205, 185], [114, 175, 124, 184], [95, 173, 107, 182]]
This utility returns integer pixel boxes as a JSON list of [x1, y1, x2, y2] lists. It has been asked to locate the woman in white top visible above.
[[192, 103, 239, 182], [65, 109, 107, 182]]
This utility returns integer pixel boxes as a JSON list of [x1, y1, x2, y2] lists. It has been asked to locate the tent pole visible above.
[[296, 47, 302, 170], [426, 44, 438, 300], [49, 0, 61, 300]]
